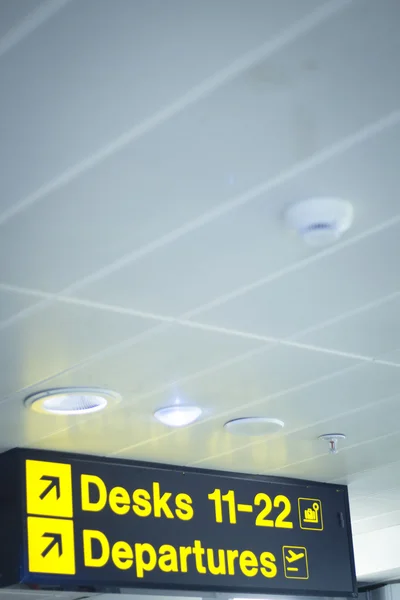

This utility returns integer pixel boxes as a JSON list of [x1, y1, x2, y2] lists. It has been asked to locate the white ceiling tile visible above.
[[27, 341, 354, 458], [197, 223, 400, 338], [298, 293, 400, 357], [0, 82, 315, 293], [345, 459, 400, 496], [111, 414, 281, 468], [0, 0, 43, 39], [31, 409, 181, 457], [170, 343, 355, 413], [274, 430, 400, 482], [352, 510, 400, 535], [351, 488, 400, 521], [72, 120, 400, 316], [0, 303, 152, 398], [175, 360, 400, 428], [74, 199, 314, 316], [3, 2, 399, 294], [0, 397, 163, 455], [377, 348, 400, 365], [29, 324, 266, 403], [0, 288, 38, 322], [107, 347, 359, 462], [248, 0, 400, 158], [349, 496, 387, 522], [183, 385, 400, 473], [0, 0, 320, 215]]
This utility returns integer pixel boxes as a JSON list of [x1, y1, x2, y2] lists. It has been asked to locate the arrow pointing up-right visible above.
[[41, 532, 63, 558], [39, 475, 61, 500]]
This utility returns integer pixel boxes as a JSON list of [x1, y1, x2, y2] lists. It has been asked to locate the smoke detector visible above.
[[285, 198, 354, 247]]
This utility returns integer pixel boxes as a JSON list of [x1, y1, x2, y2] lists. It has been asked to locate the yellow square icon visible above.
[[26, 460, 73, 518], [298, 497, 323, 531], [27, 516, 76, 575], [282, 545, 309, 579]]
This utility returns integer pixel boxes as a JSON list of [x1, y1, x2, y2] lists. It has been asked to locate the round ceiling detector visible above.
[[285, 198, 354, 247], [224, 417, 284, 437], [24, 387, 120, 415], [154, 405, 202, 427]]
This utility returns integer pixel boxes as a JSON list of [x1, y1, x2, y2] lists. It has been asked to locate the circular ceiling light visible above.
[[154, 405, 202, 427], [285, 198, 354, 247], [24, 387, 120, 415], [224, 417, 285, 437]]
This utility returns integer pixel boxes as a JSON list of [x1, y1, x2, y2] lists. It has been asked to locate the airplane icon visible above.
[[282, 546, 309, 580], [286, 549, 305, 563]]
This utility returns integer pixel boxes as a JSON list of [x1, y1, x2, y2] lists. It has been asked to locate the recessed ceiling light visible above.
[[24, 387, 120, 415], [224, 417, 285, 436], [154, 405, 202, 427]]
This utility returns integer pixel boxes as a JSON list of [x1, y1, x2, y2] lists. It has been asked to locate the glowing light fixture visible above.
[[154, 405, 202, 427], [24, 387, 120, 415]]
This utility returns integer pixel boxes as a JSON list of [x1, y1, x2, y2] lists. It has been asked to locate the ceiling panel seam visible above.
[[108, 356, 392, 456], [0, 281, 399, 394], [264, 429, 400, 476], [47, 110, 400, 297], [0, 0, 72, 60], [1, 285, 400, 367], [0, 0, 352, 229], [1, 206, 400, 347], [189, 391, 400, 467]]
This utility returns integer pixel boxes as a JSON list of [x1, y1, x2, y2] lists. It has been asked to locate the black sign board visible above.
[[0, 449, 357, 597]]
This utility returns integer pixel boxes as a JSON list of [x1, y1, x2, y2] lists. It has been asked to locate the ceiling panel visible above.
[[0, 0, 43, 40], [352, 509, 400, 535], [196, 222, 400, 339], [107, 341, 356, 412], [57, 17, 400, 311], [174, 362, 400, 432], [115, 421, 288, 470], [274, 430, 400, 482], [0, 302, 152, 398], [351, 489, 400, 521], [2, 1, 399, 296], [0, 287, 39, 322], [71, 196, 314, 317], [299, 292, 400, 357], [377, 348, 400, 365], [341, 457, 400, 496], [31, 406, 185, 457], [0, 396, 155, 455], [107, 356, 393, 462], [23, 341, 355, 458], [180, 390, 400, 473], [0, 0, 321, 215], [22, 323, 266, 403]]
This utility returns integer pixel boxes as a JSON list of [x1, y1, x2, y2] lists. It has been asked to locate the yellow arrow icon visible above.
[[27, 517, 75, 575], [26, 460, 73, 518]]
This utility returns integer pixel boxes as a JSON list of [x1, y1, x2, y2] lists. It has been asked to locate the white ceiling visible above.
[[1, 0, 400, 586]]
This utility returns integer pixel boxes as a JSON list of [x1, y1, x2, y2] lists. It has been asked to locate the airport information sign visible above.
[[0, 449, 357, 596]]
